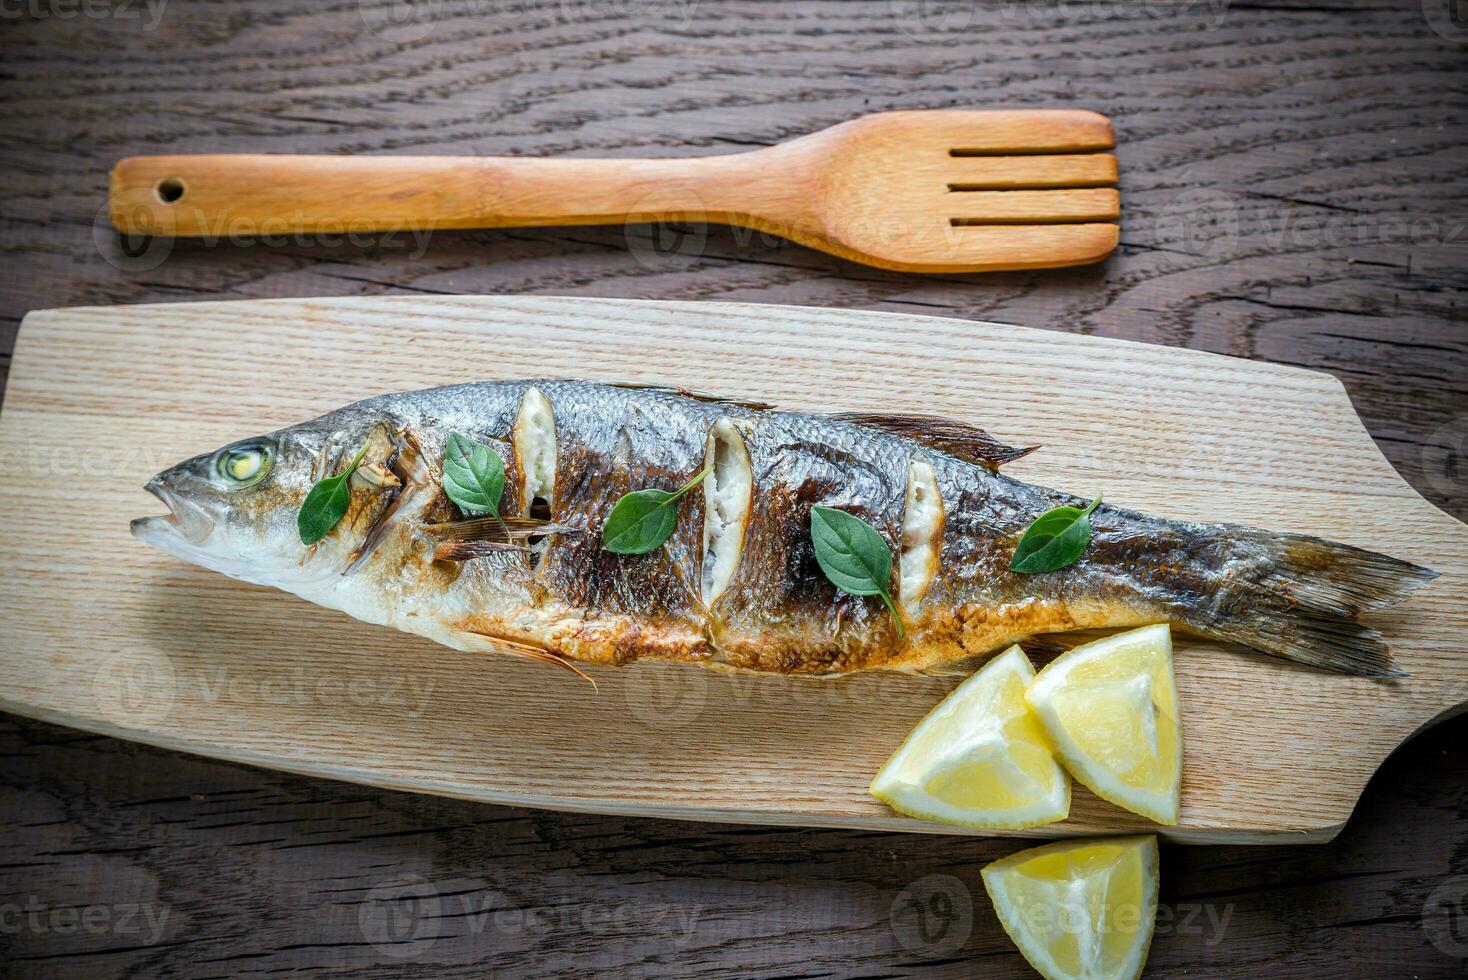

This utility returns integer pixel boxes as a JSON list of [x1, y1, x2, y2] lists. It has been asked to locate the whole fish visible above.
[[132, 380, 1435, 678]]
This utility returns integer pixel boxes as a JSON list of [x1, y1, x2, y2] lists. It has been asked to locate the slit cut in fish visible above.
[[899, 459, 944, 614], [514, 386, 557, 558], [514, 386, 557, 513], [700, 417, 753, 607]]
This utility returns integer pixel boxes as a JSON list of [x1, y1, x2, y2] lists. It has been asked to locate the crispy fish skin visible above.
[[132, 380, 1437, 678]]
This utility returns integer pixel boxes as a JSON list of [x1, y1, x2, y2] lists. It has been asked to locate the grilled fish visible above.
[[132, 380, 1436, 678]]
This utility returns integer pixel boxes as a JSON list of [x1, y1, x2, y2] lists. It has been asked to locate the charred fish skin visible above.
[[480, 382, 910, 671], [133, 379, 1436, 678]]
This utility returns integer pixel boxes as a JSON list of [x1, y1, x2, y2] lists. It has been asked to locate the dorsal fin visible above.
[[605, 381, 775, 411], [603, 383, 1035, 466], [829, 413, 1038, 468]]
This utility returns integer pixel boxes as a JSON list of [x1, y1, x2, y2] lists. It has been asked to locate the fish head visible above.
[[131, 414, 386, 590]]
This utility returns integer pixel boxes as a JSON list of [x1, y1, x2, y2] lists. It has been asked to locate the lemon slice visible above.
[[870, 646, 1069, 829], [1025, 624, 1181, 825], [982, 835, 1159, 980]]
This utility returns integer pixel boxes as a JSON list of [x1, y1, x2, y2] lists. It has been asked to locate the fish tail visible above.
[[1172, 531, 1437, 677]]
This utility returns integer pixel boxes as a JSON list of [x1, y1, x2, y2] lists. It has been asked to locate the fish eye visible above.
[[215, 442, 272, 489]]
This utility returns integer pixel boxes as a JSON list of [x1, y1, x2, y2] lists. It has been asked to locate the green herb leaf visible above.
[[297, 442, 370, 545], [1010, 494, 1102, 574], [442, 432, 505, 515], [601, 466, 710, 555], [809, 506, 904, 636], [601, 489, 678, 554]]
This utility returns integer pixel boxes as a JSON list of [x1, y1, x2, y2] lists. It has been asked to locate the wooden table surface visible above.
[[1, 1, 1465, 976]]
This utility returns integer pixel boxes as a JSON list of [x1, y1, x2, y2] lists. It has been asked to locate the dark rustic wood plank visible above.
[[0, 711, 1464, 976], [0, 0, 1465, 976], [1, 1, 1463, 511]]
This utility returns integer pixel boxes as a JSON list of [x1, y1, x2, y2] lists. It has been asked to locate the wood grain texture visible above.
[[108, 111, 1121, 272], [0, 709, 1462, 977], [1, 294, 1464, 845], [0, 1, 1465, 976]]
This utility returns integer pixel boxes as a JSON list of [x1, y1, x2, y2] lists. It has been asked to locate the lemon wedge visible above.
[[982, 835, 1159, 980], [1025, 624, 1181, 825], [870, 646, 1069, 829]]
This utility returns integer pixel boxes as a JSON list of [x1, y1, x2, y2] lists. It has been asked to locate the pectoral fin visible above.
[[425, 515, 579, 543], [435, 540, 531, 561], [426, 515, 580, 562], [342, 426, 430, 575]]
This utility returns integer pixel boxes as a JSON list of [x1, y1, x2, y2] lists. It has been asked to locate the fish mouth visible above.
[[130, 477, 216, 546], [130, 476, 284, 588]]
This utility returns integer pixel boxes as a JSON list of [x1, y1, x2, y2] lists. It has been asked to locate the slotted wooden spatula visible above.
[[109, 110, 1119, 273]]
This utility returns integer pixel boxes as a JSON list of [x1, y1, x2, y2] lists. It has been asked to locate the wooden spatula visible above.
[[109, 110, 1119, 273]]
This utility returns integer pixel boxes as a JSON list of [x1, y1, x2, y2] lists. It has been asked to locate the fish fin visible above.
[[1183, 534, 1437, 677], [1198, 612, 1409, 678], [915, 663, 985, 678], [912, 648, 1014, 678], [606, 381, 775, 412], [914, 632, 1096, 675], [1270, 537, 1440, 617], [343, 426, 429, 575], [1017, 634, 1078, 659], [461, 627, 597, 688], [435, 540, 530, 561], [426, 516, 579, 545], [830, 413, 1038, 468]]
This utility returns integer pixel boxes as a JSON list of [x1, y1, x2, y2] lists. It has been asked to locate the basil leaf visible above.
[[810, 506, 903, 635], [442, 432, 505, 515], [601, 488, 678, 554], [600, 466, 712, 556], [297, 442, 370, 545], [1011, 494, 1102, 574]]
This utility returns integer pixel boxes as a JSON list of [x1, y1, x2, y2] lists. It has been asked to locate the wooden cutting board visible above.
[[0, 296, 1463, 844]]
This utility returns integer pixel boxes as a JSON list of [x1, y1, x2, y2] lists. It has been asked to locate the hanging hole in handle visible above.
[[155, 177, 185, 204]]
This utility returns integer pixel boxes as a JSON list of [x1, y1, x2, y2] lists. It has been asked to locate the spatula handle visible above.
[[109, 153, 781, 236]]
